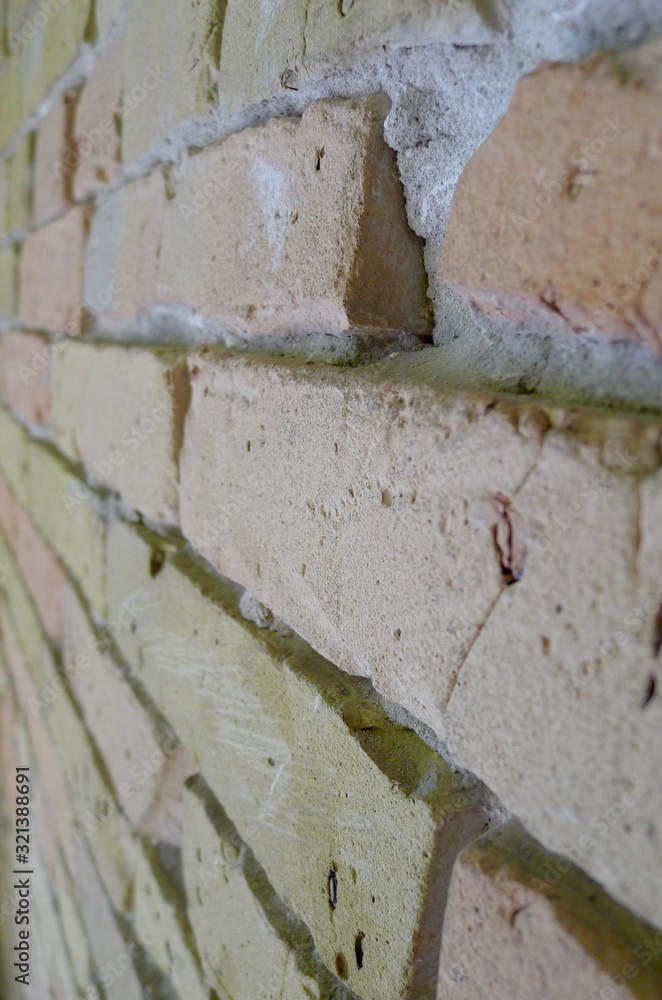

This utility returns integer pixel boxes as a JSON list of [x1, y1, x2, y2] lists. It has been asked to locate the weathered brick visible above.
[[183, 784, 321, 1000], [121, 0, 222, 162], [19, 207, 86, 333], [133, 842, 210, 1000], [438, 821, 662, 1000], [34, 88, 77, 219], [62, 582, 194, 842], [179, 352, 662, 928], [440, 38, 662, 349], [158, 98, 431, 339], [106, 517, 488, 1000], [219, 0, 505, 116], [0, 474, 64, 639], [0, 406, 107, 616], [51, 341, 188, 523], [84, 168, 165, 327], [73, 34, 123, 200], [0, 330, 51, 426]]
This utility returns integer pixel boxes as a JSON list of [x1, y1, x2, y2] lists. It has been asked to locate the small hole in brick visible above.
[[351, 867, 357, 883], [268, 757, 276, 767], [335, 952, 349, 979], [642, 673, 656, 709], [328, 865, 338, 909], [149, 547, 166, 578], [316, 146, 325, 170], [381, 489, 392, 508], [246, 441, 251, 452], [394, 628, 401, 640], [355, 932, 365, 969]]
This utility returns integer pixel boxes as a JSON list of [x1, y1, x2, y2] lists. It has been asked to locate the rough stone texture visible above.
[[157, 98, 431, 340], [218, 0, 506, 116], [440, 39, 662, 351], [438, 822, 662, 1000], [106, 517, 489, 1000], [183, 784, 322, 1000], [62, 583, 194, 842], [34, 89, 77, 220], [121, 0, 224, 162], [0, 330, 51, 425], [19, 207, 87, 334], [51, 341, 188, 523], [73, 34, 124, 200], [0, 473, 65, 639], [84, 168, 165, 327], [0, 407, 107, 617], [180, 352, 662, 928]]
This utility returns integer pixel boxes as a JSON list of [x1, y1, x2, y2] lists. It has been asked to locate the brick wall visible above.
[[1, 1, 662, 998]]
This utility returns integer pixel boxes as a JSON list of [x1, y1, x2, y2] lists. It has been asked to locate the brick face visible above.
[[3, 3, 662, 999], [440, 39, 662, 349], [19, 208, 87, 334]]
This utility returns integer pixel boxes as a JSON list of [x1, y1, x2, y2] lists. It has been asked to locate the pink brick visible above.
[[19, 207, 87, 334], [34, 89, 78, 221], [0, 475, 64, 639], [0, 330, 51, 425]]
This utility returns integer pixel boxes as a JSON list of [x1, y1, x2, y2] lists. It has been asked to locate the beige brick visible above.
[[34, 88, 77, 219], [0, 331, 52, 426], [45, 664, 140, 912], [73, 34, 123, 200], [84, 169, 165, 327], [0, 55, 22, 150], [19, 207, 86, 333], [183, 784, 321, 1000], [121, 0, 221, 162], [179, 352, 662, 928], [0, 245, 17, 319], [62, 582, 194, 843], [158, 98, 431, 339], [51, 852, 96, 999], [133, 842, 210, 1000], [19, 0, 91, 117], [0, 406, 107, 617], [440, 39, 662, 349], [29, 836, 80, 1000], [219, 0, 505, 116], [106, 518, 487, 1000], [51, 341, 188, 523], [438, 822, 662, 1000], [0, 473, 64, 638], [6, 133, 32, 232]]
